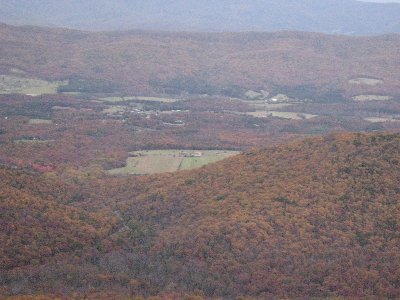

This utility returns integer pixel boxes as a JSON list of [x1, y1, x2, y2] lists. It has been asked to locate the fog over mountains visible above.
[[1, 0, 400, 34]]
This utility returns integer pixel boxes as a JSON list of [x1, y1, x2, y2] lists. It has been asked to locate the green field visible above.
[[0, 75, 66, 95], [247, 111, 317, 120], [107, 150, 240, 175], [28, 119, 53, 124], [348, 77, 383, 86], [98, 96, 180, 103], [102, 106, 126, 115], [365, 117, 400, 123], [352, 95, 393, 101], [14, 139, 55, 143]]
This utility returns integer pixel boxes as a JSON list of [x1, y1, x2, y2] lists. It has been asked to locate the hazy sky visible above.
[[359, 0, 400, 2]]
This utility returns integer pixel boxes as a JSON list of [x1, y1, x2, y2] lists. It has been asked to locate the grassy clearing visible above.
[[98, 96, 136, 102], [61, 92, 82, 95], [99, 96, 180, 103], [365, 117, 400, 123], [348, 77, 383, 86], [248, 102, 295, 111], [353, 95, 393, 101], [14, 139, 55, 143], [28, 119, 53, 124], [263, 103, 294, 109], [247, 111, 317, 120], [52, 106, 76, 111], [179, 151, 237, 170], [0, 75, 66, 95], [107, 150, 240, 175], [102, 106, 125, 115]]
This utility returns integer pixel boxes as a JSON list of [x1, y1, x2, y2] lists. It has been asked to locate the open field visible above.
[[240, 100, 295, 111], [99, 96, 181, 103], [247, 111, 317, 120], [0, 75, 66, 95], [107, 150, 240, 175], [353, 95, 393, 101], [102, 106, 126, 115], [365, 117, 400, 123], [13, 139, 55, 143], [28, 119, 53, 124], [348, 77, 383, 86]]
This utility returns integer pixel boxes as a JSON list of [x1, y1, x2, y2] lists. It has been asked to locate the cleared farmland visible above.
[[107, 150, 240, 175], [28, 119, 53, 124], [98, 96, 181, 103], [348, 77, 383, 86], [352, 95, 393, 101], [0, 75, 66, 95], [247, 111, 317, 120], [364, 117, 400, 123]]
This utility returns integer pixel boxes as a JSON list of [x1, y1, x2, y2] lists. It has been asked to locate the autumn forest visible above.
[[0, 17, 399, 300]]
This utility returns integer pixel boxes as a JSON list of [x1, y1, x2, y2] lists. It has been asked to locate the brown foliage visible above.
[[80, 132, 399, 298], [0, 167, 117, 271], [0, 24, 399, 97], [2, 133, 397, 298]]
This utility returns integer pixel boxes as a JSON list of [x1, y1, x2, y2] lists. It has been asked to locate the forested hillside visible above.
[[0, 24, 399, 98], [1, 15, 399, 300], [1, 133, 399, 298], [0, 166, 118, 270]]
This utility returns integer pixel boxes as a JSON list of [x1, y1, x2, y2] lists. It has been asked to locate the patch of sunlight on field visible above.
[[0, 75, 66, 95], [249, 102, 295, 111], [179, 151, 238, 170], [102, 106, 125, 114], [14, 139, 55, 143], [99, 96, 180, 103], [107, 150, 240, 175], [348, 77, 383, 86], [365, 117, 400, 123], [28, 119, 53, 124], [247, 111, 317, 120], [353, 95, 393, 101]]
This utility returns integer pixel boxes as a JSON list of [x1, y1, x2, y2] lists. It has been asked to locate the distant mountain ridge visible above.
[[1, 0, 400, 35], [0, 23, 399, 98]]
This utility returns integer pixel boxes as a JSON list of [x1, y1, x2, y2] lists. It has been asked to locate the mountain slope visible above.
[[0, 23, 399, 97], [0, 166, 116, 271], [1, 133, 399, 298], [80, 132, 400, 298], [0, 0, 400, 34]]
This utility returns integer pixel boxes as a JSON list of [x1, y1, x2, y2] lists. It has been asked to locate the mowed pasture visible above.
[[364, 117, 400, 123], [98, 96, 181, 103], [352, 95, 393, 101], [247, 111, 317, 120], [28, 119, 53, 124], [0, 75, 66, 95], [348, 77, 383, 86], [107, 150, 240, 175]]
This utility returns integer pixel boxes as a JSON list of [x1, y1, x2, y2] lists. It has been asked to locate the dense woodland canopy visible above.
[[0, 132, 399, 299]]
